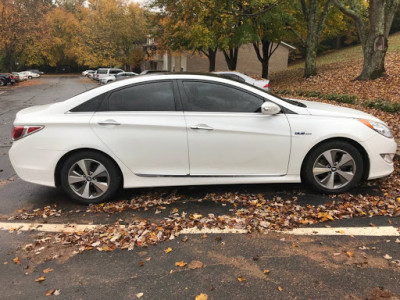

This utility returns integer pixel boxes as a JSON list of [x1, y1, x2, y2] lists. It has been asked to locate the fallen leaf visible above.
[[175, 261, 187, 267], [346, 251, 353, 258], [139, 261, 144, 267], [263, 269, 270, 275], [136, 292, 143, 298], [237, 276, 246, 282], [43, 268, 54, 274], [13, 257, 21, 264], [53, 290, 60, 296], [395, 238, 400, 244], [195, 293, 208, 300], [202, 234, 208, 239], [188, 260, 203, 270], [46, 290, 55, 296], [384, 254, 393, 260], [278, 286, 283, 292], [35, 276, 45, 283], [164, 247, 172, 253], [181, 236, 188, 242]]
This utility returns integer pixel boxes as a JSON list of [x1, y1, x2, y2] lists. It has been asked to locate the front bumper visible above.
[[362, 134, 397, 180]]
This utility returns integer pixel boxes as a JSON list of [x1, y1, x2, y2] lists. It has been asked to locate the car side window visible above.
[[182, 81, 263, 113], [106, 81, 176, 111]]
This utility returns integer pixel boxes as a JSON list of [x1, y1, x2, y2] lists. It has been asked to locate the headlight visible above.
[[359, 119, 393, 138]]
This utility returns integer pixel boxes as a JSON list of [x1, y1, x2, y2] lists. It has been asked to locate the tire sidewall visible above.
[[303, 141, 364, 193], [60, 151, 121, 204]]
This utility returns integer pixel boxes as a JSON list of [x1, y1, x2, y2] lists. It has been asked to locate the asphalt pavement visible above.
[[0, 76, 399, 300]]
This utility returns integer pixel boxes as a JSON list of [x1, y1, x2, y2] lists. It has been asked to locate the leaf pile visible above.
[[17, 162, 400, 255]]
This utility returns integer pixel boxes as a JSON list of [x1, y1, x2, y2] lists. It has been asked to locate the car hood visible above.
[[295, 99, 382, 122]]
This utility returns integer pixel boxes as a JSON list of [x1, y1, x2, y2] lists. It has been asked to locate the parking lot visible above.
[[0, 76, 399, 299]]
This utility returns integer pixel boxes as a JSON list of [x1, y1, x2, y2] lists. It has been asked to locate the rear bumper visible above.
[[9, 142, 66, 187]]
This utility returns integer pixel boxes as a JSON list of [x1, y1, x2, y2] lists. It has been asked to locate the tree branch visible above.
[[300, 0, 308, 19], [317, 0, 331, 38], [287, 25, 306, 46], [252, 42, 263, 62]]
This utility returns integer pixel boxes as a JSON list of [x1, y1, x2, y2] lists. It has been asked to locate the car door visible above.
[[179, 80, 291, 176], [90, 80, 189, 175]]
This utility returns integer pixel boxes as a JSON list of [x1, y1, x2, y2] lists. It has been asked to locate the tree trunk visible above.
[[333, 0, 399, 80], [357, 36, 387, 80], [304, 36, 318, 77], [222, 47, 239, 70], [208, 48, 217, 72], [253, 40, 276, 79]]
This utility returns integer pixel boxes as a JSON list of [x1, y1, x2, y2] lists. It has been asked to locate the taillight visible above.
[[263, 83, 270, 88], [12, 126, 44, 141]]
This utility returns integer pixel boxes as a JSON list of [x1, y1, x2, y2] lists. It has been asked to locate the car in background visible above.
[[95, 68, 124, 81], [9, 73, 396, 204], [13, 72, 28, 81], [27, 69, 44, 75], [140, 70, 169, 75], [99, 72, 137, 84], [0, 73, 15, 86], [82, 70, 94, 77], [19, 71, 40, 79], [213, 71, 270, 91]]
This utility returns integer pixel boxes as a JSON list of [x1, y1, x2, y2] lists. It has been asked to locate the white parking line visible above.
[[282, 226, 400, 236], [1, 221, 399, 236]]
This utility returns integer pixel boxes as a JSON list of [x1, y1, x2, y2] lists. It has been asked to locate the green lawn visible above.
[[289, 32, 400, 69]]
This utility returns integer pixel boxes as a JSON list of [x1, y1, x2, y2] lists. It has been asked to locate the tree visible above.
[[333, 0, 400, 80], [286, 0, 332, 77]]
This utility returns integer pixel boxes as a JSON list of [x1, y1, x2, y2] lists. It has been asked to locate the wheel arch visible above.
[[54, 148, 124, 187], [300, 137, 370, 182]]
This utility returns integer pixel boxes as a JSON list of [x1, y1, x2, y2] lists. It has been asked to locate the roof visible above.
[[280, 42, 296, 50]]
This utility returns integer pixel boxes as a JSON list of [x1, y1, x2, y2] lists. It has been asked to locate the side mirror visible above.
[[261, 102, 281, 115]]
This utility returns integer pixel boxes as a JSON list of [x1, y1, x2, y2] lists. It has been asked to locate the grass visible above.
[[288, 32, 400, 69]]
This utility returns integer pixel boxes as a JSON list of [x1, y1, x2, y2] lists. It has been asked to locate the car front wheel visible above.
[[60, 151, 121, 204], [302, 141, 364, 193]]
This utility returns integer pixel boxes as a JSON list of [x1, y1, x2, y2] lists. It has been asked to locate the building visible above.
[[142, 40, 295, 76]]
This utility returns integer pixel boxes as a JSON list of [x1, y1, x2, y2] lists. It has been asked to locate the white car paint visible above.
[[213, 71, 270, 91], [9, 74, 396, 202], [19, 71, 40, 79]]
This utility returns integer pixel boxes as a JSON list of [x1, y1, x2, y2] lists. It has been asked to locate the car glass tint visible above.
[[98, 70, 107, 74], [108, 81, 175, 111], [182, 81, 263, 113], [70, 93, 106, 112]]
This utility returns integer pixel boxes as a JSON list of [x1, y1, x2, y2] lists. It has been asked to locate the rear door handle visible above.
[[190, 124, 214, 131], [98, 120, 121, 126]]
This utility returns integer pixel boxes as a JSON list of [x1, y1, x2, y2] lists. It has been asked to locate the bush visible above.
[[364, 99, 400, 113]]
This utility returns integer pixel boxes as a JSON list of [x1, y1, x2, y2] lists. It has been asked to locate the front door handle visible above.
[[190, 124, 214, 131], [98, 120, 121, 126]]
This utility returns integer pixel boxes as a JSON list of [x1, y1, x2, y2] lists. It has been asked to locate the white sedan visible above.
[[19, 71, 40, 79], [9, 74, 396, 204], [213, 71, 270, 91]]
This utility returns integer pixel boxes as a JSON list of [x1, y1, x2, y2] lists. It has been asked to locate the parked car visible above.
[[13, 72, 28, 81], [94, 68, 124, 81], [11, 73, 20, 83], [9, 74, 396, 204], [19, 71, 40, 79], [99, 72, 138, 84], [0, 73, 15, 85], [27, 69, 44, 75], [140, 70, 169, 75], [82, 70, 94, 76], [213, 71, 270, 91]]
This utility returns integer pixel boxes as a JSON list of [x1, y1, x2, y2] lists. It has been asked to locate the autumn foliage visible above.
[[0, 0, 147, 72]]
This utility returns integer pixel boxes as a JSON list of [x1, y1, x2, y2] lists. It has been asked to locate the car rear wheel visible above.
[[302, 141, 364, 193], [60, 151, 121, 204], [0, 80, 5, 86], [28, 76, 32, 79]]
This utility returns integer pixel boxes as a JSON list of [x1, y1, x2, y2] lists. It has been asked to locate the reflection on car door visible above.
[[90, 81, 189, 175], [179, 80, 291, 176]]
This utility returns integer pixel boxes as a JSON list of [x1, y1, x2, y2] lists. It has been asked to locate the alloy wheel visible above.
[[312, 149, 356, 190], [67, 159, 110, 199]]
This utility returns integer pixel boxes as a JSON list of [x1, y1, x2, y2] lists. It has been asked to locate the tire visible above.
[[60, 151, 122, 204], [28, 76, 32, 79], [302, 140, 364, 193], [0, 79, 5, 86]]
